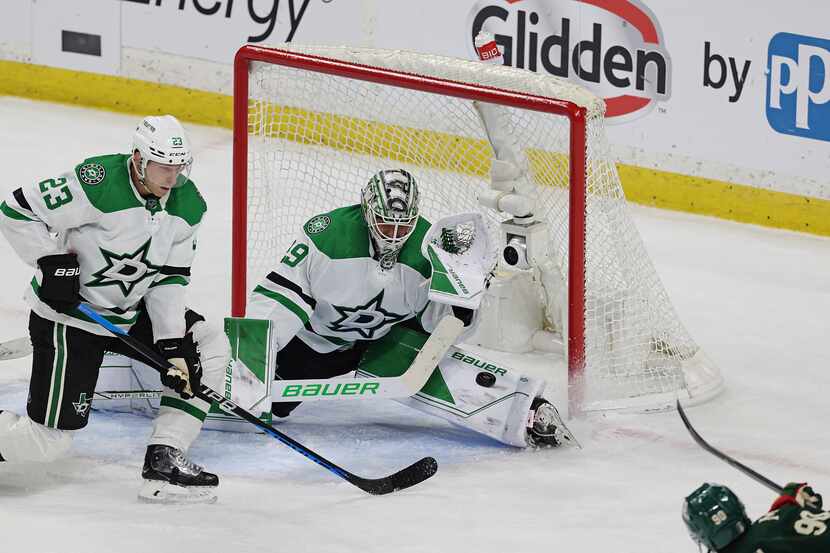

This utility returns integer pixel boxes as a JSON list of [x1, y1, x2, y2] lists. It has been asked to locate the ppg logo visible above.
[[766, 32, 830, 142]]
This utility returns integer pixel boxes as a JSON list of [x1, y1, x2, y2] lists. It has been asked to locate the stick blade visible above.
[[349, 456, 438, 495]]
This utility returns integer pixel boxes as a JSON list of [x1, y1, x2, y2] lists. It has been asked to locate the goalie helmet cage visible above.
[[231, 44, 723, 414]]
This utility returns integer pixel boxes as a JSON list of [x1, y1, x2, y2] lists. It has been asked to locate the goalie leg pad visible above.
[[0, 411, 74, 462], [358, 334, 549, 448], [398, 346, 546, 447]]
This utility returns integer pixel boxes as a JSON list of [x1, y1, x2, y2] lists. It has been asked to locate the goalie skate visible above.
[[526, 398, 579, 448], [138, 445, 219, 504]]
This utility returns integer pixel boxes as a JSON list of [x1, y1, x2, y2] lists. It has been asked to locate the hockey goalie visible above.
[[96, 168, 576, 481]]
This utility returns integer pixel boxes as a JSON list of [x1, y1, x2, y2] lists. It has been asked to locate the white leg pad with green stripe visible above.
[[360, 339, 547, 448], [0, 411, 73, 462]]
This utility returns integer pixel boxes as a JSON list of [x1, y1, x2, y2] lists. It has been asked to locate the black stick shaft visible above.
[[677, 400, 783, 493], [78, 303, 437, 495]]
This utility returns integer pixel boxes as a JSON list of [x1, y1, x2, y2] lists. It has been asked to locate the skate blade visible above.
[[548, 405, 582, 449], [138, 480, 218, 505]]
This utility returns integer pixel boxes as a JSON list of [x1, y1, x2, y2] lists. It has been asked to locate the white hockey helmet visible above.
[[131, 115, 193, 186], [361, 169, 420, 266]]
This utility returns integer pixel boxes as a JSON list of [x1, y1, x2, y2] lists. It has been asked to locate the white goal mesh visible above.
[[235, 44, 723, 412]]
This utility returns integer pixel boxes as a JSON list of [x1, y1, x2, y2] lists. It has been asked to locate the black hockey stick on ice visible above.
[[78, 303, 438, 495], [676, 400, 783, 493]]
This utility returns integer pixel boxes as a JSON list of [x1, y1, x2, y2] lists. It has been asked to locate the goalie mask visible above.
[[361, 169, 420, 269], [683, 483, 750, 552], [131, 115, 193, 191]]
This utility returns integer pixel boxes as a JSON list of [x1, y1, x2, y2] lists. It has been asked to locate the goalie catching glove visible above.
[[422, 212, 497, 311], [156, 334, 202, 399]]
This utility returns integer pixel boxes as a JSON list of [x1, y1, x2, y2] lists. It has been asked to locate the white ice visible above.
[[0, 98, 828, 553]]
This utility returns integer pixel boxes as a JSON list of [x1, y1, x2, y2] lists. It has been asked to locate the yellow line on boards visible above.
[[2, 59, 828, 237]]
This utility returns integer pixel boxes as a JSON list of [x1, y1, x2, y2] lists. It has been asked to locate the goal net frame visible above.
[[230, 44, 722, 413], [232, 44, 589, 379]]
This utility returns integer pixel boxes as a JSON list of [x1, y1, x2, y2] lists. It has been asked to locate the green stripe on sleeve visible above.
[[160, 395, 208, 422], [253, 285, 311, 324], [1, 201, 34, 221]]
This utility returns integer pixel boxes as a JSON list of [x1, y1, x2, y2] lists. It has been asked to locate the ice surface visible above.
[[1, 98, 829, 553]]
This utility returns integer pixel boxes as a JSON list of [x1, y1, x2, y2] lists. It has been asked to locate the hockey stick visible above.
[[676, 400, 783, 493], [93, 369, 434, 403], [93, 390, 162, 401], [271, 315, 464, 402], [0, 337, 32, 361], [90, 317, 464, 403], [77, 303, 439, 495]]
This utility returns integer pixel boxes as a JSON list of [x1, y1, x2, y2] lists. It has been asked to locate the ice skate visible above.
[[139, 444, 218, 504], [526, 398, 579, 448]]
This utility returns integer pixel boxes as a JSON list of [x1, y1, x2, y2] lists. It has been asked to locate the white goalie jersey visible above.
[[246, 204, 457, 353]]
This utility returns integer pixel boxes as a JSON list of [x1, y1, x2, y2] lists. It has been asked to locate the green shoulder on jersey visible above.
[[726, 503, 830, 553], [302, 204, 431, 278], [73, 153, 206, 225]]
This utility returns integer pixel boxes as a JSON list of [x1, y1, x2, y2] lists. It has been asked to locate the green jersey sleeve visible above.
[[729, 504, 830, 553]]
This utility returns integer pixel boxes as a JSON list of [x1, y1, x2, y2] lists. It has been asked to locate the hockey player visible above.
[[0, 115, 226, 503], [247, 168, 572, 448], [683, 481, 830, 552]]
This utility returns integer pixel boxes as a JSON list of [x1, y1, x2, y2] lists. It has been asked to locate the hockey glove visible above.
[[156, 334, 202, 400], [770, 482, 823, 511], [36, 253, 81, 314]]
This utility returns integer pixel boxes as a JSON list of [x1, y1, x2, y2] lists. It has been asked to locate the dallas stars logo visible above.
[[305, 215, 331, 234], [328, 290, 407, 339], [78, 163, 106, 185], [86, 238, 161, 296], [73, 392, 92, 417]]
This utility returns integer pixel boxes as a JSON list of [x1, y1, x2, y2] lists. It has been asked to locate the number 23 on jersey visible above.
[[39, 177, 73, 210]]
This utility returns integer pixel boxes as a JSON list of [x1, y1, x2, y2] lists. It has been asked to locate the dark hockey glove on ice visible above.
[[770, 482, 823, 511], [36, 253, 81, 314], [156, 334, 203, 400]]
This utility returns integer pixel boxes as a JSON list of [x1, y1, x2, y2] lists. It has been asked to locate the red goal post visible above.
[[232, 44, 589, 379]]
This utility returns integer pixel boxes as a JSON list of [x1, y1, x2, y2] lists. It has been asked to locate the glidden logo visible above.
[[467, 0, 672, 120]]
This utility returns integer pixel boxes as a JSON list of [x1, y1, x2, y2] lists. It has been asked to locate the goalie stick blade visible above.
[[0, 337, 32, 361], [347, 456, 438, 495], [676, 400, 783, 493]]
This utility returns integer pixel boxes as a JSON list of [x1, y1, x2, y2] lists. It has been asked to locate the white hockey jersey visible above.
[[0, 153, 206, 340], [246, 205, 452, 353]]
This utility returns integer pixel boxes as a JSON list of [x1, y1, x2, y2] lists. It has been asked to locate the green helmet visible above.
[[683, 483, 751, 551]]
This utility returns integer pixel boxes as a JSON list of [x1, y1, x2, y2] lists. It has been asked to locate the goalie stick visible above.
[[90, 317, 465, 404], [676, 400, 784, 493], [92, 316, 464, 403], [78, 303, 440, 495]]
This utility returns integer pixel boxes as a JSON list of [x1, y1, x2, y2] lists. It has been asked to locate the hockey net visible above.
[[232, 44, 723, 413]]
